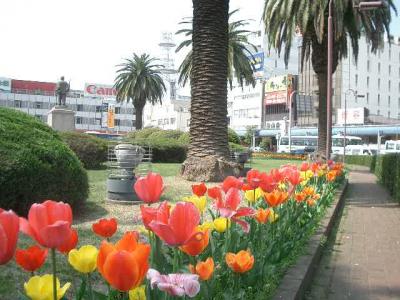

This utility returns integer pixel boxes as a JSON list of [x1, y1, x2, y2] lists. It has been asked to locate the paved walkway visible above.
[[306, 168, 400, 300]]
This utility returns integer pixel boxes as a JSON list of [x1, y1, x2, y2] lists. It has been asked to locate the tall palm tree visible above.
[[263, 0, 396, 153], [181, 0, 237, 181], [176, 9, 257, 90], [114, 53, 166, 130]]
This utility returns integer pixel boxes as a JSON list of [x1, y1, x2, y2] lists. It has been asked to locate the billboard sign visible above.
[[0, 77, 12, 92], [248, 52, 264, 79], [264, 75, 294, 105], [107, 104, 115, 128], [336, 107, 365, 125], [84, 83, 117, 98]]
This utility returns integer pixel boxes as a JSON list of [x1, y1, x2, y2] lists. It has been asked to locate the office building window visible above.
[[170, 118, 175, 125], [355, 74, 358, 85], [77, 104, 83, 111], [378, 62, 381, 73], [388, 96, 391, 106], [366, 93, 369, 104], [164, 118, 169, 125], [35, 102, 42, 109], [389, 65, 391, 76], [378, 78, 380, 90], [115, 107, 121, 114], [388, 111, 391, 118], [377, 109, 380, 115], [95, 118, 101, 125], [378, 94, 380, 106], [114, 119, 120, 126], [95, 106, 102, 112], [76, 116, 83, 124], [367, 76, 369, 87], [389, 49, 391, 59], [389, 80, 391, 92], [367, 60, 370, 71]]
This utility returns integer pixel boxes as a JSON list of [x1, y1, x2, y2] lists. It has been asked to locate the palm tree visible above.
[[181, 0, 237, 182], [176, 9, 257, 90], [263, 0, 396, 153], [114, 53, 166, 130]]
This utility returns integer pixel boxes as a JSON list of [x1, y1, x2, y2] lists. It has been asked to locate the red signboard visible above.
[[84, 83, 117, 98], [11, 80, 56, 93]]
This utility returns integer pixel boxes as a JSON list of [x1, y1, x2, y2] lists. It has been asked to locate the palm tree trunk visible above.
[[181, 0, 240, 181], [316, 72, 327, 154], [134, 103, 144, 130]]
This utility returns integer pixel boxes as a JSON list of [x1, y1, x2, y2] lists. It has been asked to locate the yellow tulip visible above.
[[129, 285, 146, 300], [278, 182, 287, 191], [68, 245, 98, 274], [198, 221, 214, 232], [244, 188, 263, 203], [183, 195, 207, 213], [213, 217, 230, 233], [300, 170, 313, 182], [268, 210, 279, 223], [24, 274, 70, 300]]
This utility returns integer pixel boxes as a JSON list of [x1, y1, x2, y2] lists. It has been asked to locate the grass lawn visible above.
[[0, 158, 303, 299]]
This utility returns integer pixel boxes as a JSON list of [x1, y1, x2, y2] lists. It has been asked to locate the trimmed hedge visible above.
[[60, 131, 108, 169], [337, 155, 376, 169], [0, 107, 89, 215], [374, 154, 400, 201]]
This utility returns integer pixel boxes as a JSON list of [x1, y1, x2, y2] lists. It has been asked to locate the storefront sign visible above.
[[0, 77, 12, 92], [84, 83, 117, 98], [337, 107, 365, 125]]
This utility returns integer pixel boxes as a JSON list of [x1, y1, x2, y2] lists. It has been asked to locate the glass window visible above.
[[170, 118, 176, 125], [280, 137, 289, 145], [389, 65, 391, 76], [378, 94, 380, 106], [35, 102, 42, 109], [115, 119, 121, 126], [333, 138, 344, 147], [396, 144, 400, 150], [14, 100, 22, 108], [76, 116, 83, 124], [378, 63, 381, 73], [378, 78, 380, 89], [355, 74, 358, 85], [366, 93, 369, 104], [95, 106, 102, 113], [388, 96, 391, 106], [367, 77, 369, 87], [115, 107, 121, 114], [367, 61, 370, 72], [77, 104, 83, 111], [386, 143, 395, 150], [389, 80, 391, 91]]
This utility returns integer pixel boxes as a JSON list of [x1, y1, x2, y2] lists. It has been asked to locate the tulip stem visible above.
[[51, 248, 57, 300], [87, 273, 94, 300]]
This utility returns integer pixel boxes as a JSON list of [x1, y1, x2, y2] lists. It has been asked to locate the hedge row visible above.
[[374, 154, 400, 201], [0, 107, 88, 215], [338, 154, 400, 202], [125, 128, 246, 163], [60, 131, 109, 169]]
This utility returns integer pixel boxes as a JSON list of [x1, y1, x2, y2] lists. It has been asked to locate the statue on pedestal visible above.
[[56, 76, 70, 106]]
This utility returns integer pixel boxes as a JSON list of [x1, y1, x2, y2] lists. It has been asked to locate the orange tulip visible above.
[[189, 257, 214, 281], [254, 208, 270, 224], [295, 192, 307, 203], [225, 250, 254, 273], [326, 170, 337, 182], [307, 199, 316, 206], [15, 245, 48, 272], [180, 229, 209, 256], [264, 190, 288, 207], [302, 186, 315, 196], [97, 231, 150, 291]]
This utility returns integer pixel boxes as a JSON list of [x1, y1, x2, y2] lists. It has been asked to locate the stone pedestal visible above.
[[47, 106, 75, 132]]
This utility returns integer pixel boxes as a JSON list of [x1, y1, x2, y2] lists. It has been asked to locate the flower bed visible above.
[[252, 152, 307, 161], [0, 160, 344, 299]]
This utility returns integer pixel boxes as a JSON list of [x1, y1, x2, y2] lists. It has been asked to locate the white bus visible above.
[[277, 135, 363, 154]]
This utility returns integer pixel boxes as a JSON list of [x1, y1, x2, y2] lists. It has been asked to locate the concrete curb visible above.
[[273, 179, 349, 300]]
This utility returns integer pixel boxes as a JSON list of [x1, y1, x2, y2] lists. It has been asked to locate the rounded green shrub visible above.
[[60, 131, 108, 169], [127, 127, 162, 141], [228, 128, 240, 144], [0, 107, 89, 215], [178, 132, 190, 145]]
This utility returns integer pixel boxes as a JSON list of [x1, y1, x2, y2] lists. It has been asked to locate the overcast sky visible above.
[[0, 0, 399, 89]]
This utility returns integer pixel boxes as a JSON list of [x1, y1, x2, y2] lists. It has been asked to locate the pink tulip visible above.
[[147, 269, 200, 298], [0, 209, 19, 264], [134, 172, 164, 204]]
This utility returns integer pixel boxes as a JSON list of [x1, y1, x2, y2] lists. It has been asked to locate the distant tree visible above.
[[263, 0, 396, 153], [176, 9, 257, 90], [114, 53, 166, 130]]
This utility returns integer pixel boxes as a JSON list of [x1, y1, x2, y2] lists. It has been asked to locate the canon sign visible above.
[[84, 83, 117, 98]]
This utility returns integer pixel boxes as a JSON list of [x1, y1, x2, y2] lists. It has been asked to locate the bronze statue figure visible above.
[[56, 76, 70, 106]]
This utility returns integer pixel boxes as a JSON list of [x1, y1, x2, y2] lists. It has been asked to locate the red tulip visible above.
[[19, 200, 73, 249], [300, 162, 310, 171], [92, 218, 118, 238], [140, 201, 170, 230], [192, 183, 207, 197], [246, 169, 262, 189], [258, 172, 277, 193], [207, 187, 223, 202], [134, 172, 164, 204], [221, 176, 243, 193], [0, 209, 19, 264], [148, 202, 201, 246], [213, 187, 255, 233], [15, 245, 48, 272], [57, 228, 78, 253], [180, 228, 209, 256], [281, 166, 301, 186]]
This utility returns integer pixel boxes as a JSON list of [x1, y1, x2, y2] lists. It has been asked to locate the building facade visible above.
[[0, 78, 136, 133]]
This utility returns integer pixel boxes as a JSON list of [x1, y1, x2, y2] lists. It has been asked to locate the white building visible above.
[[0, 78, 136, 133]]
